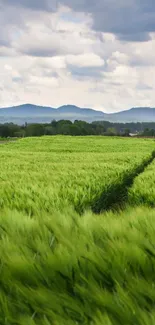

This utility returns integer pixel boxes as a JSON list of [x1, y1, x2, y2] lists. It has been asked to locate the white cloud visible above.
[[35, 57, 66, 69], [0, 2, 155, 112], [66, 53, 104, 67]]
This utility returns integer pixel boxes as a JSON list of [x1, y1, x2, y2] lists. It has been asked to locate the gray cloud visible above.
[[12, 76, 23, 83], [15, 32, 88, 57], [2, 0, 49, 10], [1, 0, 155, 42], [68, 65, 103, 79], [64, 0, 155, 42], [136, 83, 153, 90], [1, 0, 58, 11], [117, 32, 151, 42], [0, 39, 10, 47]]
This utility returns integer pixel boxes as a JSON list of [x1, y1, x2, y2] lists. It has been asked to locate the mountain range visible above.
[[0, 104, 155, 124]]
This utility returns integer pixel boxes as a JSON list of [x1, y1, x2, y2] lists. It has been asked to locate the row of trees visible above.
[[0, 120, 130, 138], [141, 128, 155, 137], [1, 120, 155, 138]]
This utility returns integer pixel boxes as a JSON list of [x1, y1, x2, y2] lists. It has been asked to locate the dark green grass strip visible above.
[[91, 151, 155, 214]]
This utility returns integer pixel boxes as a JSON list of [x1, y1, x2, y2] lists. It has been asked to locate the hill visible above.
[[107, 107, 155, 122], [0, 104, 105, 124], [0, 104, 155, 124]]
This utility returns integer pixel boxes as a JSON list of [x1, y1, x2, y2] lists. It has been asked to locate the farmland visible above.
[[0, 136, 155, 324], [129, 159, 155, 207]]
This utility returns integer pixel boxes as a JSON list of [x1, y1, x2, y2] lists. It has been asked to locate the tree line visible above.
[[0, 120, 155, 138]]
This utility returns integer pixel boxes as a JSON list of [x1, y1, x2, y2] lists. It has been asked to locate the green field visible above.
[[1, 136, 155, 324]]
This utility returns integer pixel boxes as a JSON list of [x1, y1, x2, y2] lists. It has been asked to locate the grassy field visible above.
[[0, 137, 10, 142], [129, 159, 155, 207], [0, 136, 155, 324], [0, 136, 154, 214]]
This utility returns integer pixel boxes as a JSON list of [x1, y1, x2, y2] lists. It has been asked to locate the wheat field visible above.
[[0, 136, 155, 324]]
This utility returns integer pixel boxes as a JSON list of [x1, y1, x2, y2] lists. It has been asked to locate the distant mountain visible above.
[[0, 104, 55, 117], [0, 104, 105, 124], [106, 107, 155, 122], [0, 104, 155, 124]]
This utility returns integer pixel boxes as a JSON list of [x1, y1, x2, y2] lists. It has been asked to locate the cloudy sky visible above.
[[0, 0, 155, 112]]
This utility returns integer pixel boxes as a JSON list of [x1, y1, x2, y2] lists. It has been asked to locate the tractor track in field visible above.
[[91, 150, 155, 214], [0, 138, 155, 215]]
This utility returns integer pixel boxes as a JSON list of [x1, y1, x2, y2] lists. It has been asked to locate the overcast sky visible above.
[[0, 0, 155, 112]]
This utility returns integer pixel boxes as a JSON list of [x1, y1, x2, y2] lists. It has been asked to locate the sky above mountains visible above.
[[0, 0, 155, 112]]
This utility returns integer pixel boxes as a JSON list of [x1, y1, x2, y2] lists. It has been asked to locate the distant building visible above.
[[129, 133, 138, 137]]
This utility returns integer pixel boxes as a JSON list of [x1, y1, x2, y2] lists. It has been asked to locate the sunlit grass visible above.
[[0, 136, 155, 324], [0, 206, 155, 324], [129, 159, 155, 207], [0, 136, 154, 214]]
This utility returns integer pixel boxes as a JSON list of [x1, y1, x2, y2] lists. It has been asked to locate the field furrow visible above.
[[0, 136, 155, 324], [129, 158, 155, 207], [0, 137, 154, 214]]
